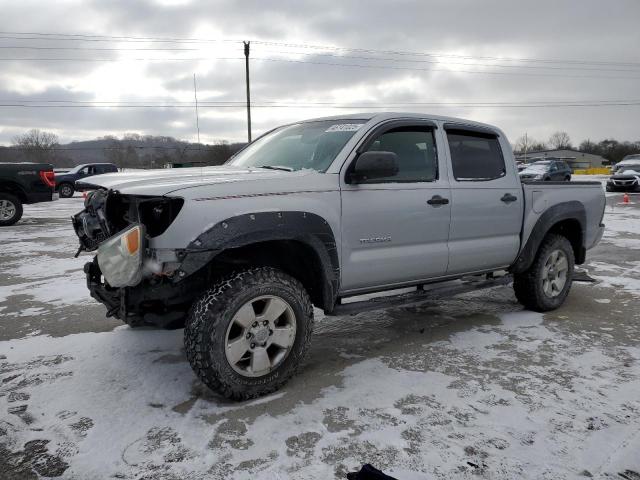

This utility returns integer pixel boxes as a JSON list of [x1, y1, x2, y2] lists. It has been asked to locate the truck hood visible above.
[[76, 165, 304, 196]]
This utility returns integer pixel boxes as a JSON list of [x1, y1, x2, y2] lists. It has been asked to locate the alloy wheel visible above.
[[541, 249, 568, 297], [0, 199, 16, 221], [224, 295, 297, 377]]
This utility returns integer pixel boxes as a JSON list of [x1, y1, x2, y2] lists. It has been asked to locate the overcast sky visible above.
[[0, 0, 639, 147]]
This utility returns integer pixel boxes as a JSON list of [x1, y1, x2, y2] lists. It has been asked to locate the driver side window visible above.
[[362, 126, 438, 183]]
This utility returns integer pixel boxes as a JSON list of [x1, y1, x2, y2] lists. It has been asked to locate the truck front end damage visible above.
[[73, 190, 196, 327]]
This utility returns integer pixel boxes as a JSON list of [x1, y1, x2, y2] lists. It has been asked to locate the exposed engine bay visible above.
[[72, 189, 184, 256], [72, 189, 196, 327]]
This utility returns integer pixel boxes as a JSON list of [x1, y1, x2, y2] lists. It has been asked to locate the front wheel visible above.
[[184, 267, 314, 400], [0, 193, 23, 227], [513, 234, 575, 312]]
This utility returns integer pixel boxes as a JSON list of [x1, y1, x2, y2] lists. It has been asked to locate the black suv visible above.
[[519, 160, 572, 181], [56, 163, 118, 198]]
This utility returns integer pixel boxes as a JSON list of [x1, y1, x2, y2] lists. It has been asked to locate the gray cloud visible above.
[[0, 0, 638, 146]]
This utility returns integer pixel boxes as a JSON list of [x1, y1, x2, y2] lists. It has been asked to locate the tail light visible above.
[[39, 170, 56, 188]]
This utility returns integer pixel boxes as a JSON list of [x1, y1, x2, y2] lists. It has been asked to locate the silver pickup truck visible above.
[[72, 113, 605, 400]]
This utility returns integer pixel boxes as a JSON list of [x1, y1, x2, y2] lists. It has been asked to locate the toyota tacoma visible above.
[[71, 113, 606, 400]]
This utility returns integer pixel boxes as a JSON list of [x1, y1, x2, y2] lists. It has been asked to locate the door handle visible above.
[[501, 193, 517, 203], [427, 195, 449, 206]]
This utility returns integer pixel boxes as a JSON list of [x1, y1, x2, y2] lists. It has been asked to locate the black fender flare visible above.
[[510, 201, 586, 274], [176, 211, 340, 311]]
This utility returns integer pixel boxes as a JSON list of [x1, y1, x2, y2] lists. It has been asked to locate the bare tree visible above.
[[514, 134, 546, 154], [548, 131, 572, 150], [12, 129, 60, 165]]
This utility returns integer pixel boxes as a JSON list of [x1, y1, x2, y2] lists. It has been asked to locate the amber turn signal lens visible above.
[[123, 227, 140, 255]]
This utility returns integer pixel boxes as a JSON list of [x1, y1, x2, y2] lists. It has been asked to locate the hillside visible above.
[[0, 135, 245, 168]]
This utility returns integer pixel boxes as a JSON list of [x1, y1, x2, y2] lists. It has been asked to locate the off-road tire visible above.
[[184, 267, 314, 400], [514, 234, 575, 312], [0, 192, 23, 227], [59, 183, 75, 198]]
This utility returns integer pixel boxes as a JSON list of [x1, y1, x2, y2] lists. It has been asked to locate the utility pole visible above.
[[193, 73, 201, 144], [524, 132, 528, 164], [244, 41, 252, 143]]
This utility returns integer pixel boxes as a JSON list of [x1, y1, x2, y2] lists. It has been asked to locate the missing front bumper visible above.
[[84, 258, 200, 328]]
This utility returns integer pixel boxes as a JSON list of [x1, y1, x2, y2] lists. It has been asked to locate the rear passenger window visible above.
[[363, 126, 438, 182], [447, 129, 506, 181]]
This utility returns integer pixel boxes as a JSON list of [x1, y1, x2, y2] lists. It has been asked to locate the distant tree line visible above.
[[513, 130, 640, 164], [0, 129, 245, 168], [3, 128, 639, 168]]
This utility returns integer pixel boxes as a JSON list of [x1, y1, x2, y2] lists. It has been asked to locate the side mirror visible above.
[[350, 151, 399, 183]]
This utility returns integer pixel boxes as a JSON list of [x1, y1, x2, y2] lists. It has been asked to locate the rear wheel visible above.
[[184, 267, 314, 400], [59, 183, 75, 198], [0, 193, 23, 227], [514, 234, 575, 312], [564, 175, 571, 181]]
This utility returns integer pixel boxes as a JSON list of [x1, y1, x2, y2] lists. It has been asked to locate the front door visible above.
[[444, 127, 524, 275], [340, 123, 451, 293]]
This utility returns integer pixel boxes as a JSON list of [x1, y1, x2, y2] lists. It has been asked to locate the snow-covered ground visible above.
[[1, 191, 639, 479]]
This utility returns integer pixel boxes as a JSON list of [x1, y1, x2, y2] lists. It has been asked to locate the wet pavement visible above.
[[1, 186, 639, 479]]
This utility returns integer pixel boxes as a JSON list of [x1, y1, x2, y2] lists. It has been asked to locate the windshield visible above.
[[618, 165, 640, 174], [228, 120, 367, 172], [522, 163, 548, 172]]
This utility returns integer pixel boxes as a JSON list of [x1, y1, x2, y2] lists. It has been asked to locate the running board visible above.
[[573, 269, 597, 283], [330, 275, 513, 317], [329, 270, 597, 316]]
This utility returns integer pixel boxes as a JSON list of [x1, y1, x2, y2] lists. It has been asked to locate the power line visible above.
[[3, 43, 639, 74], [0, 45, 200, 51], [0, 101, 638, 109], [1, 30, 638, 69], [0, 31, 238, 45], [251, 40, 640, 69], [254, 48, 640, 73], [1, 56, 639, 80], [1, 98, 639, 106]]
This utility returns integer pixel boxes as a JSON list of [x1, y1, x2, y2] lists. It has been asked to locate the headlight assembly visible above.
[[97, 224, 145, 287]]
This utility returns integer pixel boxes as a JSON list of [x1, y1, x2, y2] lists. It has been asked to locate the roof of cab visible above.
[[301, 112, 501, 134]]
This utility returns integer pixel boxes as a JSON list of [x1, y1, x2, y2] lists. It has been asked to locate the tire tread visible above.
[[513, 233, 574, 312], [184, 267, 313, 401]]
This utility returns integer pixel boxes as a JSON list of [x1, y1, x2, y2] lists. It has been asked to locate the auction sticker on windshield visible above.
[[325, 123, 363, 133]]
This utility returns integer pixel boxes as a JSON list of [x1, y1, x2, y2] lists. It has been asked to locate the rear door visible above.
[[549, 161, 561, 180], [444, 126, 523, 274], [339, 121, 451, 293]]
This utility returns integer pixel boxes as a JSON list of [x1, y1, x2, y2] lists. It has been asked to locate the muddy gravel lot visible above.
[[1, 184, 639, 479]]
